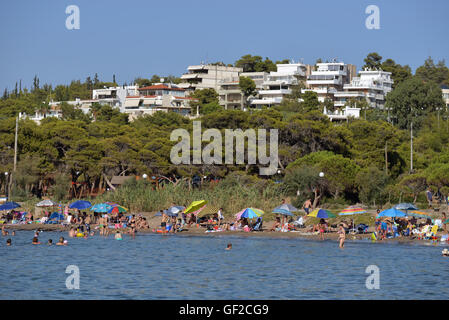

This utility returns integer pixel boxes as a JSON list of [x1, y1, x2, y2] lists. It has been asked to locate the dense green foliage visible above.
[[1, 55, 449, 211]]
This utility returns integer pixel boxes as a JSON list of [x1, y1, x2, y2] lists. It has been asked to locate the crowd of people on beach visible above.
[[2, 195, 449, 250]]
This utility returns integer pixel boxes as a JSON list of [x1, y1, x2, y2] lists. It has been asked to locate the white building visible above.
[[303, 61, 356, 102], [123, 83, 194, 120], [18, 105, 63, 124], [442, 85, 449, 109], [323, 106, 360, 121], [179, 64, 242, 92], [250, 62, 307, 107], [333, 69, 393, 109], [92, 85, 139, 110]]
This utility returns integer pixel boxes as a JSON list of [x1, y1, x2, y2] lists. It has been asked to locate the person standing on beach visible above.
[[217, 208, 224, 226], [426, 188, 433, 208], [442, 212, 447, 234], [303, 199, 312, 215], [338, 224, 345, 248]]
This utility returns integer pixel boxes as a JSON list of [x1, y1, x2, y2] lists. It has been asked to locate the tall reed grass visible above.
[[95, 178, 286, 218]]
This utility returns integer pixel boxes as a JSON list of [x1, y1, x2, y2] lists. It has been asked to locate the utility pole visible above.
[[410, 121, 413, 173], [9, 116, 18, 198], [14, 116, 18, 171], [437, 108, 440, 130]]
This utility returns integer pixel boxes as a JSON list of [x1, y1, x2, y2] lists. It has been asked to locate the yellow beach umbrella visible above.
[[184, 200, 207, 214]]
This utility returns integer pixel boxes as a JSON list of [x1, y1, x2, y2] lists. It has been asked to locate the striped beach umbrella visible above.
[[408, 210, 431, 219], [307, 208, 336, 219], [235, 208, 264, 219], [338, 206, 367, 233], [338, 206, 366, 216]]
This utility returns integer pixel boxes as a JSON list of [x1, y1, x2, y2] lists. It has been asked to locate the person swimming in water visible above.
[[57, 237, 66, 246], [47, 239, 53, 245], [6, 238, 11, 246], [225, 243, 232, 250], [115, 230, 122, 240], [32, 237, 40, 245]]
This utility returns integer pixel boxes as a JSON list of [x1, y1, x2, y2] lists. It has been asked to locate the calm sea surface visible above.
[[0, 230, 448, 299]]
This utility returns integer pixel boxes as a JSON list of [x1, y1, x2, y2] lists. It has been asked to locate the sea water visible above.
[[0, 230, 448, 299]]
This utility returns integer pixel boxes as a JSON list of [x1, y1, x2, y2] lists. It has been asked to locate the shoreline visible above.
[[3, 223, 445, 245]]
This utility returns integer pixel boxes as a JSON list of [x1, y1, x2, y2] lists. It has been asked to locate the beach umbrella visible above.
[[235, 208, 264, 220], [307, 208, 336, 219], [0, 202, 21, 211], [197, 205, 221, 218], [339, 206, 366, 216], [376, 208, 407, 218], [36, 199, 58, 207], [69, 200, 92, 210], [408, 210, 431, 219], [273, 204, 299, 212], [272, 208, 295, 216], [90, 203, 113, 213], [394, 203, 418, 214], [167, 206, 185, 215], [184, 200, 207, 214], [108, 205, 128, 214], [338, 206, 367, 233]]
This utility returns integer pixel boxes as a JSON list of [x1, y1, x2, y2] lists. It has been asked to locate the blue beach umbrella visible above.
[[272, 208, 295, 216], [273, 204, 299, 213], [90, 203, 113, 213], [0, 202, 21, 211], [69, 200, 92, 210], [377, 208, 407, 218]]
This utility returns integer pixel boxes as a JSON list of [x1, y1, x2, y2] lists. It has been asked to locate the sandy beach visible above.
[[4, 219, 443, 245]]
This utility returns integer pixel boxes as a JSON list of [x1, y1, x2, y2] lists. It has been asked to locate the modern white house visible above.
[[18, 105, 63, 124], [179, 64, 242, 93], [323, 106, 360, 121], [250, 62, 307, 107], [92, 85, 139, 111], [218, 79, 244, 110], [302, 61, 356, 102], [333, 69, 393, 109], [442, 85, 449, 109], [123, 83, 194, 120], [217, 72, 269, 110]]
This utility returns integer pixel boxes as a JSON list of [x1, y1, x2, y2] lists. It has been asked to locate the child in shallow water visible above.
[[115, 231, 122, 240]]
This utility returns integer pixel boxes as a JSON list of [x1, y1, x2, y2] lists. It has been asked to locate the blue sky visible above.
[[0, 0, 448, 91]]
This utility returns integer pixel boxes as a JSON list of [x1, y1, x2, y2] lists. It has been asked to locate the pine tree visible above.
[[33, 75, 40, 92], [113, 74, 116, 85], [94, 73, 99, 88], [2, 88, 8, 99], [86, 76, 92, 90]]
